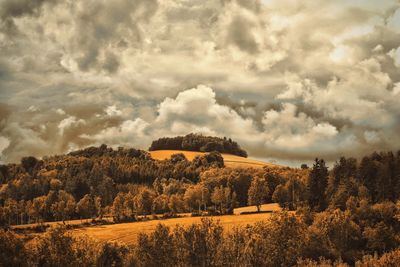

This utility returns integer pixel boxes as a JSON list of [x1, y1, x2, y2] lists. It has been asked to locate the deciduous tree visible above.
[[248, 176, 269, 212]]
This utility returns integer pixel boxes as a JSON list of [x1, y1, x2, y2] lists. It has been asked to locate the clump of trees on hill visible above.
[[149, 133, 248, 157]]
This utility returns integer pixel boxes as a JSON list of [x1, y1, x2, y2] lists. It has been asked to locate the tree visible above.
[[272, 184, 289, 208], [356, 248, 400, 266], [170, 153, 187, 163], [0, 230, 28, 267], [237, 212, 307, 266], [97, 175, 116, 207], [211, 186, 237, 214], [307, 158, 328, 211], [21, 156, 38, 174], [226, 169, 255, 206], [134, 188, 155, 216], [308, 209, 362, 262], [135, 224, 176, 267], [96, 242, 128, 267], [363, 222, 397, 254], [248, 176, 269, 212], [51, 190, 76, 222], [50, 178, 62, 191], [152, 194, 170, 214], [153, 178, 163, 195], [29, 196, 47, 223], [264, 172, 284, 202], [33, 226, 81, 266], [3, 198, 18, 225], [168, 194, 184, 214], [112, 192, 125, 222], [332, 157, 357, 187], [76, 194, 96, 220], [358, 155, 378, 202], [94, 196, 102, 219], [184, 184, 209, 213], [123, 192, 135, 219], [172, 218, 223, 266], [211, 186, 225, 214]]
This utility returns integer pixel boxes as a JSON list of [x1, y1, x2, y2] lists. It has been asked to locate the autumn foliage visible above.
[[1, 139, 400, 266]]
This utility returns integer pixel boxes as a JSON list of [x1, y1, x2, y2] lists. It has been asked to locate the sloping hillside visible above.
[[149, 150, 279, 169]]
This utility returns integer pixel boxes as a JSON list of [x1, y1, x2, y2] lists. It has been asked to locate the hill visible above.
[[149, 133, 248, 157], [149, 150, 278, 169], [1, 143, 292, 228]]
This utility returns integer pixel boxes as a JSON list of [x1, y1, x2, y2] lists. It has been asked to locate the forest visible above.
[[149, 133, 248, 157], [1, 141, 400, 266]]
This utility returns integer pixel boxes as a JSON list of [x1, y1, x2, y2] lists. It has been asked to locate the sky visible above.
[[0, 0, 400, 166]]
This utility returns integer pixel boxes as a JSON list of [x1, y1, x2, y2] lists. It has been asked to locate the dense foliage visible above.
[[1, 141, 400, 266], [272, 152, 400, 211], [0, 145, 227, 224], [149, 133, 248, 157]]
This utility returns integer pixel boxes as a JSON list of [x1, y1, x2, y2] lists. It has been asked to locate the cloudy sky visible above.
[[0, 0, 400, 165]]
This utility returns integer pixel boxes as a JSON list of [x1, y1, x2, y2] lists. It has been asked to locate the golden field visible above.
[[72, 204, 280, 245], [149, 150, 278, 169]]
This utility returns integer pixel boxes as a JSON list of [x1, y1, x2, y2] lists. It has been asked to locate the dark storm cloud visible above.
[[0, 0, 54, 35], [0, 103, 11, 127], [103, 51, 120, 74], [0, 0, 51, 18], [63, 0, 158, 73], [234, 0, 261, 13], [227, 15, 260, 54]]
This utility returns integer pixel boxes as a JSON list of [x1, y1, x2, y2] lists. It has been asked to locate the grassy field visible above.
[[149, 150, 278, 169], [233, 203, 281, 215], [72, 203, 280, 245]]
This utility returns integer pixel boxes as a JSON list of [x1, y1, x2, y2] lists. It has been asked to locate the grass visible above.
[[72, 203, 281, 245], [233, 203, 281, 215], [149, 150, 279, 169], [12, 217, 113, 229]]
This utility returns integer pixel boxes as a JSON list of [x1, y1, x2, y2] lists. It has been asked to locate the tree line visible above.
[[272, 151, 400, 212], [149, 133, 248, 157]]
